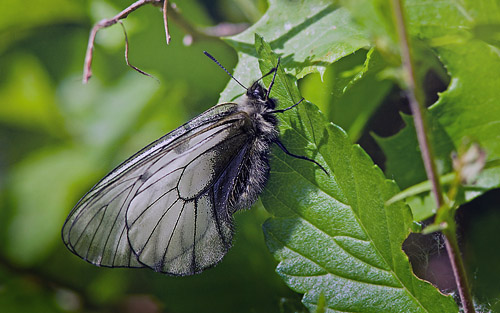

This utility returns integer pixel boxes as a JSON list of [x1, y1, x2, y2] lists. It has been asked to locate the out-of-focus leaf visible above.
[[59, 72, 160, 152], [87, 270, 128, 304], [0, 268, 66, 313], [0, 0, 82, 30], [255, 35, 457, 313], [0, 0, 84, 52], [6, 146, 95, 265], [4, 72, 161, 265], [0, 54, 65, 136]]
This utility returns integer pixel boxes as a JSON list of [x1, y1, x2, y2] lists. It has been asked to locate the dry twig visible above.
[[83, 0, 166, 83], [82, 0, 248, 83]]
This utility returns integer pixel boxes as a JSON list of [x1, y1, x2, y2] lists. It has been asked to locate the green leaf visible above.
[[219, 0, 370, 103], [226, 0, 370, 78], [429, 43, 500, 160], [340, 0, 399, 57], [254, 36, 457, 312], [299, 49, 394, 142]]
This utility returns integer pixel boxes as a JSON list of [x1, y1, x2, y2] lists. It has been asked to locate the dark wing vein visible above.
[[160, 200, 187, 271], [61, 103, 257, 275], [126, 118, 252, 274]]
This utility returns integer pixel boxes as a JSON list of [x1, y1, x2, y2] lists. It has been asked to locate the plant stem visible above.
[[443, 226, 475, 312], [392, 0, 474, 312]]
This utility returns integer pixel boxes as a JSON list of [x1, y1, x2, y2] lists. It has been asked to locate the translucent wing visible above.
[[62, 103, 251, 275]]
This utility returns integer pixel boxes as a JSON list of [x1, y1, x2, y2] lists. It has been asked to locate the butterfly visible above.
[[62, 52, 326, 276]]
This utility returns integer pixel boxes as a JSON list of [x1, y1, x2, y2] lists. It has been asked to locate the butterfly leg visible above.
[[273, 139, 328, 175]]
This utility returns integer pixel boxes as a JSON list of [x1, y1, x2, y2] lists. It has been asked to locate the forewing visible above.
[[62, 103, 242, 271]]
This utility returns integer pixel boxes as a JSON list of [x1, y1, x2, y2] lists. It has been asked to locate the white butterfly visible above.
[[62, 53, 325, 276]]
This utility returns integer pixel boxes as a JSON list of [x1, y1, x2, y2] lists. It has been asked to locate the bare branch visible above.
[[119, 21, 158, 82], [82, 0, 246, 83], [83, 0, 165, 83], [201, 23, 249, 37], [163, 0, 171, 44], [167, 4, 247, 43]]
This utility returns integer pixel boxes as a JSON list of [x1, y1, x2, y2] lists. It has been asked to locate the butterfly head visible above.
[[247, 81, 266, 99], [247, 81, 277, 110]]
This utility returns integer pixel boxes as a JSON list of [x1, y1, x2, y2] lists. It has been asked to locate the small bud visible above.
[[452, 142, 486, 184]]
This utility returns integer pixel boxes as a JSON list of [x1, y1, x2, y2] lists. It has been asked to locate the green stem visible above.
[[392, 0, 474, 312]]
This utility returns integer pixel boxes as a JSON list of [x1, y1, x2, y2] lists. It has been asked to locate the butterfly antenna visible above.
[[265, 57, 280, 100], [204, 51, 247, 90]]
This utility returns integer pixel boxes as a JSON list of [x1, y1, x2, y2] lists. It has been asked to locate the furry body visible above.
[[227, 81, 279, 214]]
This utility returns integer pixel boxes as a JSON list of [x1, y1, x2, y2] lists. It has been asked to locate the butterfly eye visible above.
[[248, 82, 266, 100], [254, 88, 264, 99]]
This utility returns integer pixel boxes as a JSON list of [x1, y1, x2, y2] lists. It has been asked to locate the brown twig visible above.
[[392, 0, 475, 312], [82, 0, 247, 83], [118, 21, 159, 82], [163, 0, 171, 44], [83, 0, 165, 83]]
